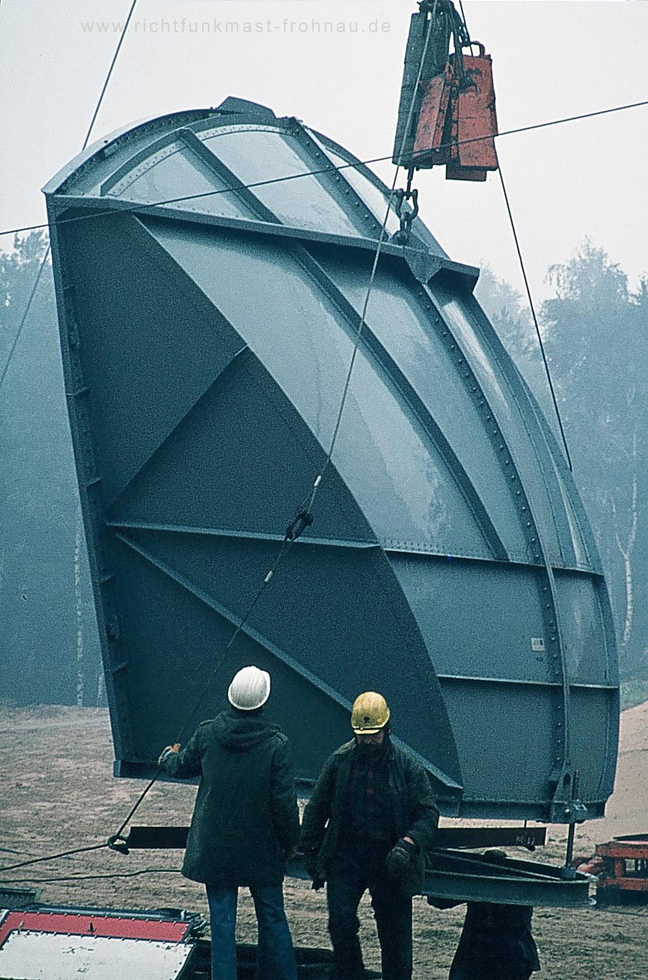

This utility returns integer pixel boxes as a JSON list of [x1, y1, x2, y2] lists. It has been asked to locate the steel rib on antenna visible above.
[[0, 0, 139, 398], [1, 98, 647, 242], [0, 0, 140, 877], [105, 6, 439, 848], [0, 0, 435, 878]]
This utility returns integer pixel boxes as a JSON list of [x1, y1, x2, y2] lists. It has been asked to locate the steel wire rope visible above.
[[101, 6, 440, 855], [1, 23, 643, 880], [0, 1, 140, 877], [0, 843, 111, 875], [107, 529, 298, 846], [456, 0, 573, 474], [594, 907, 648, 919], [4, 871, 648, 914], [300, 0, 437, 517], [458, 0, 470, 40], [6, 869, 648, 914], [0, 3, 439, 884], [0, 257, 49, 392], [495, 161, 574, 471], [0, 0, 139, 397], [3, 868, 183, 884], [1, 99, 647, 241]]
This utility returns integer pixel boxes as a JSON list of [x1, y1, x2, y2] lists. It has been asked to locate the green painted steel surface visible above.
[[45, 98, 618, 821]]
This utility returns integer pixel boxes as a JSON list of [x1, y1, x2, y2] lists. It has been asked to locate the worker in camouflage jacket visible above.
[[158, 665, 300, 980], [300, 691, 439, 980]]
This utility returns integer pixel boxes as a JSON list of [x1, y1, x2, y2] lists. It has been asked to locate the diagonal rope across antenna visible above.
[[1, 99, 646, 242], [0, 0, 139, 397], [2, 0, 438, 874], [103, 7, 440, 850]]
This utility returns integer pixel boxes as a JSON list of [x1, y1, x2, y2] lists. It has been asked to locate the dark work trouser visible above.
[[326, 839, 412, 980], [449, 969, 533, 980]]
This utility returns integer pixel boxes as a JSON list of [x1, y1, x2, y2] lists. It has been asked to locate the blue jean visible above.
[[206, 884, 298, 980]]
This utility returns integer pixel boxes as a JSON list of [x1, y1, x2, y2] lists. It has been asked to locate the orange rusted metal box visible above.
[[447, 48, 498, 181], [595, 836, 648, 903]]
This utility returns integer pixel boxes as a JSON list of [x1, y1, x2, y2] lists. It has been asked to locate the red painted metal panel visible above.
[[0, 910, 190, 948], [598, 878, 648, 893], [596, 839, 648, 859], [413, 67, 453, 164], [444, 47, 498, 182], [445, 162, 488, 182], [411, 49, 498, 182], [453, 52, 498, 169]]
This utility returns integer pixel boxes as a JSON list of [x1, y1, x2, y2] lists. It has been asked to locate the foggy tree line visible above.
[[0, 232, 102, 707], [476, 243, 648, 683], [0, 232, 646, 707]]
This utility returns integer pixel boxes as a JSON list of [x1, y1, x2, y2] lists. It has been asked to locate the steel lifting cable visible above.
[[302, 0, 437, 512], [0, 258, 48, 392], [448, 0, 572, 471], [1, 15, 645, 878], [0, 0, 139, 398], [1, 0, 436, 882], [458, 0, 470, 41], [4, 867, 183, 885], [0, 2, 140, 877], [0, 11, 441, 881], [496, 161, 574, 472], [106, 525, 304, 850], [2, 99, 648, 242], [0, 843, 110, 876], [100, 6, 442, 856]]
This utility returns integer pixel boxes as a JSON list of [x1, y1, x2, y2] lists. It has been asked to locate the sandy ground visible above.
[[1, 703, 647, 979]]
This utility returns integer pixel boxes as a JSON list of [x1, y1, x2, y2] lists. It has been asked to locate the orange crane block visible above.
[[447, 47, 498, 181], [411, 45, 498, 181]]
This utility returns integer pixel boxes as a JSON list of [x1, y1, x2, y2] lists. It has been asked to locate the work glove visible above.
[[158, 743, 181, 765], [301, 851, 325, 891], [386, 837, 418, 880]]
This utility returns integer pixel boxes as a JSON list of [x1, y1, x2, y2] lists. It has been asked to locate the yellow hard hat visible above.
[[351, 692, 390, 734]]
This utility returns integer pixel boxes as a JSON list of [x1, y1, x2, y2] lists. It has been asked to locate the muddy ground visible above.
[[1, 704, 646, 979]]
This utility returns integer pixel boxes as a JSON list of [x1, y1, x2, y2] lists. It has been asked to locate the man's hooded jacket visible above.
[[160, 709, 299, 888]]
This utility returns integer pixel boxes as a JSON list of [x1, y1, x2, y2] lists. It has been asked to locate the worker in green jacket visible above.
[[300, 691, 439, 980], [158, 665, 300, 980]]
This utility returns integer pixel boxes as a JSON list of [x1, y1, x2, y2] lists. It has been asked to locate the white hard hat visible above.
[[228, 665, 271, 711]]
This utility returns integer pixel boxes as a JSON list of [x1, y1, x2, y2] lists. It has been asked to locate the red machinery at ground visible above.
[[595, 835, 648, 904]]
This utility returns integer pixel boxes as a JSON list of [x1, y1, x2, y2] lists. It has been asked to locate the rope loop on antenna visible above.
[[285, 509, 314, 542]]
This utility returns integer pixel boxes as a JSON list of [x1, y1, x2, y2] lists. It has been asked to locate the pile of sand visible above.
[[590, 699, 648, 841]]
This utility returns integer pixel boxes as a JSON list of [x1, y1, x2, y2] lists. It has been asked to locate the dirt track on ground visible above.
[[1, 704, 646, 979]]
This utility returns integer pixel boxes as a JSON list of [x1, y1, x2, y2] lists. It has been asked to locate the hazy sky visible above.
[[1, 0, 647, 303]]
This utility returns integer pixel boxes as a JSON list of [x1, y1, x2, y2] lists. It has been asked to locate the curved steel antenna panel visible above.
[[45, 98, 618, 820]]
